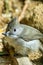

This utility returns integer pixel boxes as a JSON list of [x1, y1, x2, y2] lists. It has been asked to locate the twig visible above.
[[18, 0, 31, 22]]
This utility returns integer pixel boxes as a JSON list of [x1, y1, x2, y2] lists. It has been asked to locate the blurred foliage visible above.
[[0, 0, 43, 65]]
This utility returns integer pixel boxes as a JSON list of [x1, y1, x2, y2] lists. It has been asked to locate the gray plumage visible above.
[[3, 17, 43, 55], [6, 17, 43, 40]]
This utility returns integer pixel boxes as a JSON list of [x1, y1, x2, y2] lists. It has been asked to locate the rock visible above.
[[17, 57, 33, 65]]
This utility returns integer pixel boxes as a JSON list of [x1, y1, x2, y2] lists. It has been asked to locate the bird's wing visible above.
[[19, 24, 43, 41]]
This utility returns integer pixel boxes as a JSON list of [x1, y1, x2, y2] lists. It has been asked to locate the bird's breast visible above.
[[4, 36, 29, 55]]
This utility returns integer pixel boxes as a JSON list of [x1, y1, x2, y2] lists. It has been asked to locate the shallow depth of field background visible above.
[[0, 0, 43, 65]]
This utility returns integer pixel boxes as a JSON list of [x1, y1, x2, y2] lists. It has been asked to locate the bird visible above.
[[2, 17, 43, 55]]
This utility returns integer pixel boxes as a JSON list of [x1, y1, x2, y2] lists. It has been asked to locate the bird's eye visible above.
[[14, 29, 16, 32]]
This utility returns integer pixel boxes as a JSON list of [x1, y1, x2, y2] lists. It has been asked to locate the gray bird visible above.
[[3, 17, 43, 55]]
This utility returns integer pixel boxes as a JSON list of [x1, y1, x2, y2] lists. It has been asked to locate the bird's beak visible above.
[[2, 32, 7, 36]]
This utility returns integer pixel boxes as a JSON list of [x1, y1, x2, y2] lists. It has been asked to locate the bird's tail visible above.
[[34, 34, 43, 40]]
